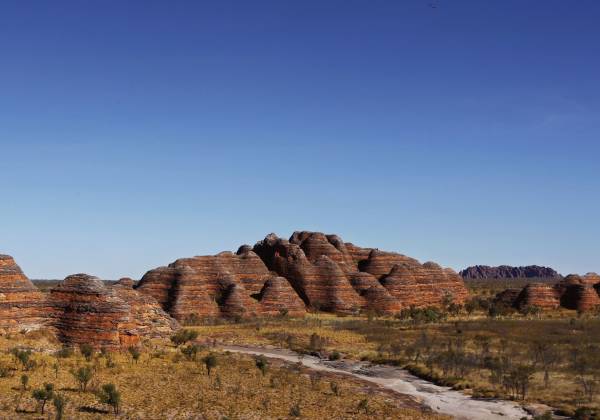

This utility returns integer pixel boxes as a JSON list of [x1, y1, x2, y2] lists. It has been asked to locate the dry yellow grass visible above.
[[0, 330, 444, 419], [191, 314, 598, 416]]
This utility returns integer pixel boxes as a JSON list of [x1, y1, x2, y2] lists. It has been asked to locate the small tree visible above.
[[13, 349, 34, 370], [71, 365, 94, 392], [32, 383, 54, 414], [255, 355, 269, 376], [202, 353, 217, 377], [170, 329, 199, 346], [309, 333, 324, 352], [97, 383, 121, 415], [55, 346, 74, 359], [531, 341, 561, 388], [20, 374, 29, 391], [289, 402, 301, 417], [79, 343, 94, 362], [330, 381, 341, 396], [52, 362, 60, 379], [53, 393, 67, 420], [181, 344, 200, 361], [128, 347, 141, 364]]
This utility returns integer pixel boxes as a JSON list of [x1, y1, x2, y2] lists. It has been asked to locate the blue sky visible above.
[[1, 1, 599, 279]]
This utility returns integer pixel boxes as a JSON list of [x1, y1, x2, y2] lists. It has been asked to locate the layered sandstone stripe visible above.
[[49, 274, 178, 348], [256, 276, 306, 317], [49, 274, 131, 347], [112, 278, 180, 345], [138, 230, 470, 320], [254, 231, 468, 313], [514, 283, 560, 310], [495, 273, 600, 313], [0, 255, 48, 332]]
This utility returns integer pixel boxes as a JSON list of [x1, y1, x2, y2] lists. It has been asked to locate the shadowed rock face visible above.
[[2, 229, 471, 338], [0, 255, 48, 332], [256, 276, 306, 317], [136, 249, 277, 321], [496, 273, 600, 313], [112, 278, 180, 345], [253, 232, 468, 314], [460, 265, 561, 279]]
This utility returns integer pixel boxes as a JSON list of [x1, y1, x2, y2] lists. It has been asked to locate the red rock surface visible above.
[[253, 231, 468, 313], [514, 283, 560, 310], [49, 274, 178, 348], [112, 278, 180, 343], [134, 231, 470, 319], [496, 273, 600, 312], [256, 276, 306, 317], [48, 274, 131, 347], [0, 255, 48, 332], [136, 247, 306, 321]]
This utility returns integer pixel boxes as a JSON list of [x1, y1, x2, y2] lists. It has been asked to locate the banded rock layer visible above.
[[0, 255, 178, 348], [496, 273, 600, 312], [138, 231, 469, 320], [49, 274, 179, 348], [0, 255, 49, 332]]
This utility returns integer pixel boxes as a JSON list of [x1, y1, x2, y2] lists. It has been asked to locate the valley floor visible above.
[[0, 329, 443, 419], [189, 312, 600, 418]]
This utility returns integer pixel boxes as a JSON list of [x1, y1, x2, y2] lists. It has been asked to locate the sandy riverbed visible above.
[[221, 345, 532, 420]]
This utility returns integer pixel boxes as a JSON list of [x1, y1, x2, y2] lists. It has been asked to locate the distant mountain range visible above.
[[460, 265, 561, 280]]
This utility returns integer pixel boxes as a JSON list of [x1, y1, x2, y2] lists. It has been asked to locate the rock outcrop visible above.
[[513, 283, 560, 310], [0, 255, 48, 332], [461, 265, 561, 280], [495, 273, 600, 312], [136, 249, 280, 322], [112, 278, 180, 344], [49, 274, 178, 348], [253, 232, 468, 314], [255, 276, 306, 317], [2, 230, 472, 339], [138, 231, 469, 320], [49, 274, 131, 347]]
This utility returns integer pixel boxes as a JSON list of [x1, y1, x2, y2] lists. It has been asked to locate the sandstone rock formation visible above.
[[136, 249, 279, 321], [49, 274, 178, 348], [49, 274, 131, 347], [112, 278, 180, 343], [460, 265, 561, 280], [0, 255, 47, 332], [2, 229, 472, 340], [496, 273, 600, 313], [253, 232, 468, 314], [138, 231, 469, 320], [493, 288, 522, 307], [513, 283, 560, 310], [255, 276, 306, 317]]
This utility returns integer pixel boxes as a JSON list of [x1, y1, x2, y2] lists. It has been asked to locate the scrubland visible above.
[[191, 304, 600, 418], [0, 330, 441, 419]]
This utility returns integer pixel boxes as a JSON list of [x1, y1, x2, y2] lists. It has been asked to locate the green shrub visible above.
[[97, 383, 121, 415], [170, 329, 199, 346]]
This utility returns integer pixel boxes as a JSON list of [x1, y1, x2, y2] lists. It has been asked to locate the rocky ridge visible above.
[[496, 273, 600, 312], [0, 256, 178, 348], [461, 265, 561, 280], [137, 231, 469, 321]]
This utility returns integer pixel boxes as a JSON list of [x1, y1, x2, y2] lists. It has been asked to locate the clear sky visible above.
[[1, 1, 599, 279]]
